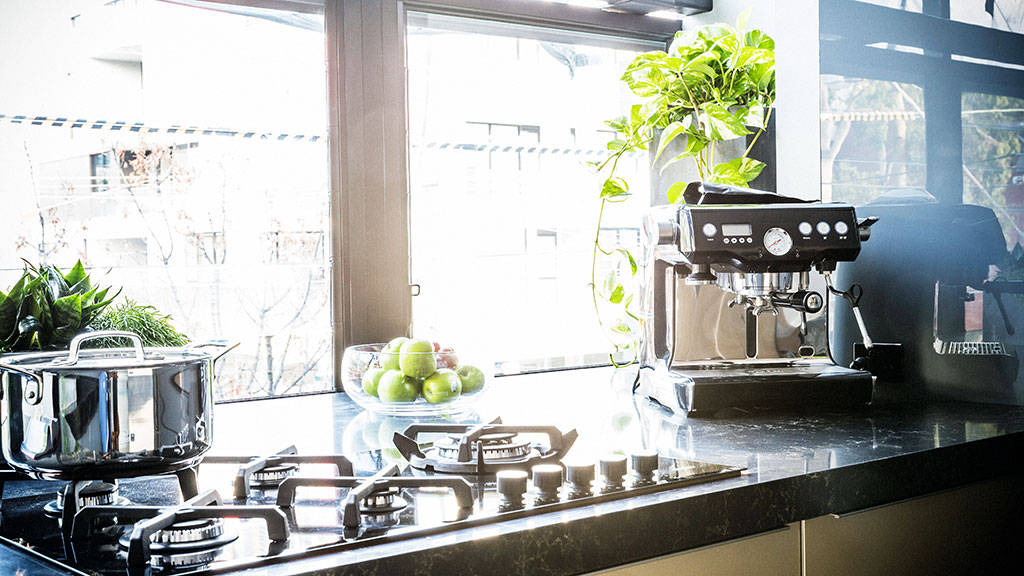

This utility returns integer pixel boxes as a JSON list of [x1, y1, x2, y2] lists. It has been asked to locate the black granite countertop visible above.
[[208, 366, 1024, 576]]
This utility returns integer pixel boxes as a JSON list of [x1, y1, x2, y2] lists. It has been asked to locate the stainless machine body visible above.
[[638, 187, 875, 414]]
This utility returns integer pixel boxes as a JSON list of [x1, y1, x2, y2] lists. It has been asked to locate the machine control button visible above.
[[834, 221, 849, 235], [532, 464, 564, 504], [599, 454, 628, 492], [630, 450, 660, 486], [566, 462, 595, 499], [798, 221, 813, 236], [816, 221, 831, 235], [497, 470, 528, 511], [702, 223, 718, 238]]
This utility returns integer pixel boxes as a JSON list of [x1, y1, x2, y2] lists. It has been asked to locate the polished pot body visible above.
[[0, 333, 233, 480]]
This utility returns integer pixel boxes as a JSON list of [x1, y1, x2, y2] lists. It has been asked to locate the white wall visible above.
[[683, 0, 821, 201]]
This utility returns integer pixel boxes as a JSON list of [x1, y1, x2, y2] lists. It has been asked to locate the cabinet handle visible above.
[[830, 488, 956, 519]]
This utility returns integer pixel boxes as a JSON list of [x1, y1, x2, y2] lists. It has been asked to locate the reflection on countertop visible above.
[[212, 365, 1024, 484]]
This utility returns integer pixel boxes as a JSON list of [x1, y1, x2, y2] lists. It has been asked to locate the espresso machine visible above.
[[636, 182, 876, 414], [832, 189, 1024, 405]]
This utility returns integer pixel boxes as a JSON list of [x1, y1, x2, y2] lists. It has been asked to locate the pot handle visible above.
[[0, 358, 44, 404], [63, 331, 147, 365], [185, 340, 240, 367]]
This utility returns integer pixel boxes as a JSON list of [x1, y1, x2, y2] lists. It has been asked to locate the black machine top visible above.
[[678, 201, 865, 274]]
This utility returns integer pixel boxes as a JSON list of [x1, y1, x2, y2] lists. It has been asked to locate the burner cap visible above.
[[152, 518, 225, 544], [43, 481, 122, 518], [434, 436, 533, 463], [119, 518, 238, 556], [251, 462, 299, 486]]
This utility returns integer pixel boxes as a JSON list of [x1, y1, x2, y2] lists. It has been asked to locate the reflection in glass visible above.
[[820, 76, 926, 204]]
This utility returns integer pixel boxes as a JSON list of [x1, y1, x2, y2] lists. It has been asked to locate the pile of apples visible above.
[[361, 337, 485, 404]]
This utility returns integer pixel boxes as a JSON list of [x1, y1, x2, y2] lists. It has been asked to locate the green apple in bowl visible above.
[[399, 338, 437, 378], [379, 337, 408, 371], [377, 369, 421, 403], [422, 369, 463, 404], [457, 364, 486, 395], [361, 367, 387, 397]]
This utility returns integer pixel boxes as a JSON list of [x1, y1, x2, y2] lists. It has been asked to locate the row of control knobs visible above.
[[496, 450, 661, 510]]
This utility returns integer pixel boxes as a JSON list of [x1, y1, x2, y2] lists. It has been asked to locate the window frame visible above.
[[324, 0, 683, 389]]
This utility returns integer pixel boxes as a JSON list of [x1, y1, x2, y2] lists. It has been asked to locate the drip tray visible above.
[[667, 362, 875, 413]]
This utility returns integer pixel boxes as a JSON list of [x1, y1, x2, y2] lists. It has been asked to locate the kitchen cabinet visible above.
[[803, 474, 1023, 575], [591, 523, 800, 576]]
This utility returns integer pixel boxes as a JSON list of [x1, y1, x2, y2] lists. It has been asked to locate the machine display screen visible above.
[[722, 223, 752, 236]]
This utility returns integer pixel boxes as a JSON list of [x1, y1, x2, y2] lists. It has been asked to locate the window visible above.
[[0, 0, 330, 400], [405, 12, 661, 372]]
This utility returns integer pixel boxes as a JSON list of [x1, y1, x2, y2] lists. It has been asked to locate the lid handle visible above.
[[63, 331, 146, 365]]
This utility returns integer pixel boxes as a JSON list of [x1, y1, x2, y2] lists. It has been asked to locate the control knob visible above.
[[599, 454, 628, 492], [565, 462, 595, 499], [631, 450, 660, 486], [497, 469, 528, 511], [532, 464, 564, 505]]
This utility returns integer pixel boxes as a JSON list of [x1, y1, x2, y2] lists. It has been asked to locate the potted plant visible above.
[[590, 9, 776, 363]]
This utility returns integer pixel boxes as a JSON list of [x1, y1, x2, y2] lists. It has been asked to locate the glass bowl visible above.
[[341, 343, 490, 416]]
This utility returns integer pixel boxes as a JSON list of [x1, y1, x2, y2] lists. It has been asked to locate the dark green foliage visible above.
[[0, 260, 120, 352]]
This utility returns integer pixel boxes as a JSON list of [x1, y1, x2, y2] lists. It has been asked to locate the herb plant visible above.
[[89, 299, 191, 348], [590, 9, 776, 362], [0, 260, 119, 352]]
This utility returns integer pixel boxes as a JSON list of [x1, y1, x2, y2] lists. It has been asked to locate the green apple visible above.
[[361, 367, 386, 397], [457, 364, 486, 395], [422, 369, 462, 404], [399, 338, 437, 378], [379, 337, 408, 371], [377, 369, 420, 403]]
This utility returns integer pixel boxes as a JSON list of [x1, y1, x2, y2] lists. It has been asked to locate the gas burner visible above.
[[119, 517, 239, 570], [202, 446, 354, 499], [272, 463, 473, 531], [434, 433, 532, 462], [42, 481, 129, 519], [71, 488, 290, 570], [393, 421, 578, 474], [251, 460, 299, 487]]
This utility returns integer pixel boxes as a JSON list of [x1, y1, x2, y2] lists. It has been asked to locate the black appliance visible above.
[[833, 189, 1024, 404]]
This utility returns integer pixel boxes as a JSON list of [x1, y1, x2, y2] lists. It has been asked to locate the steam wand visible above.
[[824, 271, 873, 349]]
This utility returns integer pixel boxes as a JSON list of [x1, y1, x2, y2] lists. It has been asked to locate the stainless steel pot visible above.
[[0, 331, 237, 480]]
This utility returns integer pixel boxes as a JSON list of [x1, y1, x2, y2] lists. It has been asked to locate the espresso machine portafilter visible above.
[[636, 183, 877, 414]]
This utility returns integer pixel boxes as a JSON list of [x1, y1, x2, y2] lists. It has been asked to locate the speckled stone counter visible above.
[[209, 367, 1024, 576]]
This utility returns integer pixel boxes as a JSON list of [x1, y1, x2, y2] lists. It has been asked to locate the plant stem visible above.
[[742, 105, 773, 158]]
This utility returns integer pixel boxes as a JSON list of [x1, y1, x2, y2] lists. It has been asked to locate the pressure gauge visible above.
[[763, 227, 793, 256]]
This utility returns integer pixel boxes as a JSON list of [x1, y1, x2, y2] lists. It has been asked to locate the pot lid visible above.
[[0, 331, 237, 372]]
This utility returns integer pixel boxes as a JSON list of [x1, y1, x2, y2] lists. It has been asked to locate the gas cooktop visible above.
[[0, 421, 742, 575]]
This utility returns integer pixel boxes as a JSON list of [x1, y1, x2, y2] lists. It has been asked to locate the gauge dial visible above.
[[763, 227, 793, 256]]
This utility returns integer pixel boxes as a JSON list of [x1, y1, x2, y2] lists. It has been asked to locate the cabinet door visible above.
[[803, 474, 1023, 576], [593, 523, 800, 576]]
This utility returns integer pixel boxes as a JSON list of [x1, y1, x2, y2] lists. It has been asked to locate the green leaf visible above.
[[608, 284, 625, 304], [699, 102, 750, 141], [610, 320, 632, 335], [667, 181, 689, 205], [63, 260, 88, 289], [736, 6, 752, 37], [45, 266, 70, 301], [18, 315, 41, 337], [52, 293, 83, 331], [600, 177, 630, 200], [607, 139, 627, 152], [652, 119, 691, 164], [721, 157, 766, 183], [612, 248, 638, 276]]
